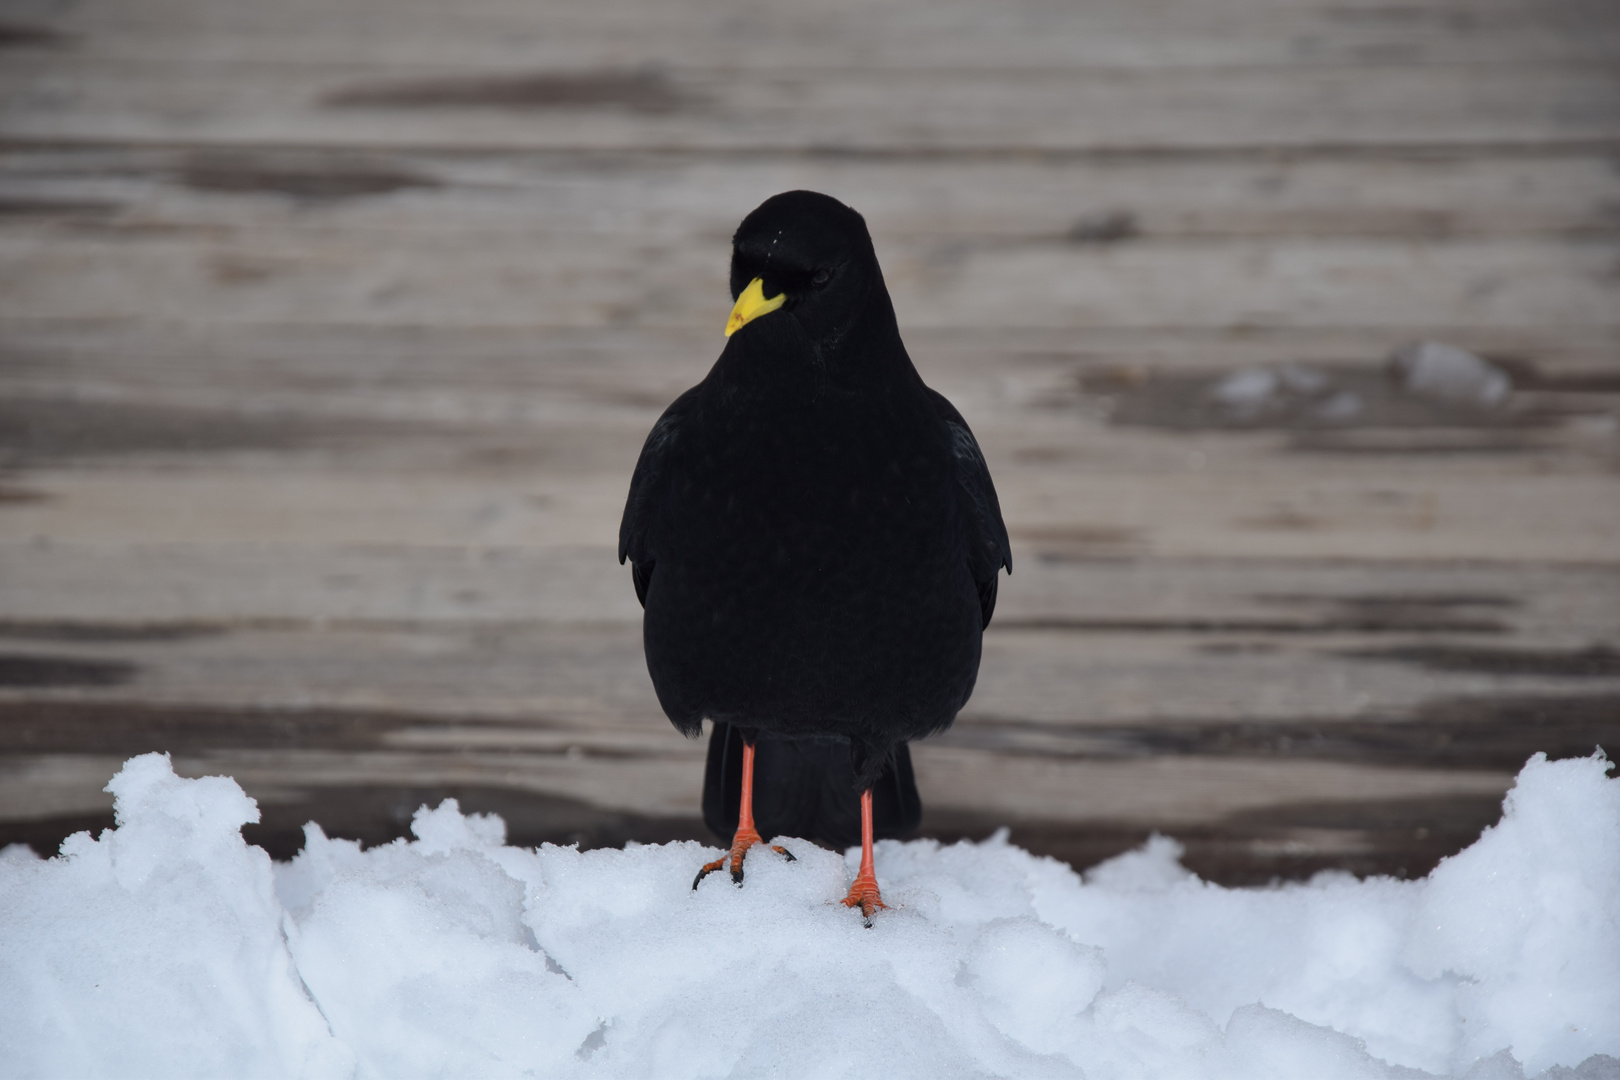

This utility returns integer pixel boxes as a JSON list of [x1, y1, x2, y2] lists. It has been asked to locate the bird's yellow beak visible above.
[[724, 277, 786, 337]]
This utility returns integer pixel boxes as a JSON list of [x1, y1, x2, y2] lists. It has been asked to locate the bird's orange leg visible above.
[[841, 787, 888, 925], [693, 738, 794, 889]]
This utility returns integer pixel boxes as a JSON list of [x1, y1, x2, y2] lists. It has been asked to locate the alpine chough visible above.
[[619, 190, 1011, 920]]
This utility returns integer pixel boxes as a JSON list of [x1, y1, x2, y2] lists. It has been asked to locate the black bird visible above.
[[619, 191, 1010, 919]]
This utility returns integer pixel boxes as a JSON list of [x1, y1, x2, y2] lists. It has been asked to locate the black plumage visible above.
[[619, 190, 1010, 903], [702, 725, 921, 850]]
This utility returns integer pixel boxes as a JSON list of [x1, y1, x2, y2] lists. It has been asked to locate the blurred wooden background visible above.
[[1, 0, 1617, 881]]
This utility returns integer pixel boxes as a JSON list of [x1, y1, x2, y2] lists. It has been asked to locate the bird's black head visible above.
[[725, 191, 894, 356]]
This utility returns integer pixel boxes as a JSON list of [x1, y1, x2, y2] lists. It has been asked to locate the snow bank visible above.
[[3, 751, 1617, 1080]]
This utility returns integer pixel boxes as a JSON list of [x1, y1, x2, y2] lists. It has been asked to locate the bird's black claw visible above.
[[694, 842, 795, 893], [692, 859, 726, 891]]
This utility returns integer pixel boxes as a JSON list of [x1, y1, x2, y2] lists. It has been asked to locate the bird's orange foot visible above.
[[692, 826, 795, 889], [841, 870, 888, 926]]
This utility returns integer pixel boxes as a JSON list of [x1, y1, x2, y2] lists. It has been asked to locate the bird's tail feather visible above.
[[702, 721, 922, 850]]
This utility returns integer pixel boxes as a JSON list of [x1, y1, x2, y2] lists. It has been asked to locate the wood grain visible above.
[[1, 0, 1617, 882]]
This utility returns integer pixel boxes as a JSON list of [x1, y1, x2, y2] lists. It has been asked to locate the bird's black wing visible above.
[[619, 387, 701, 608], [926, 388, 1012, 629]]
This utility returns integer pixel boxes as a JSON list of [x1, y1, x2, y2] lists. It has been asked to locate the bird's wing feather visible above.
[[619, 387, 702, 608], [926, 388, 1012, 628]]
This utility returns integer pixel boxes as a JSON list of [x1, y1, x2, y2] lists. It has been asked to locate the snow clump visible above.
[[2, 750, 1617, 1079], [1388, 341, 1513, 407], [1209, 362, 1363, 422]]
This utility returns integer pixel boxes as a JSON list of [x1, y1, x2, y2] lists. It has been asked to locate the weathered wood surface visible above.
[[1, 0, 1617, 881]]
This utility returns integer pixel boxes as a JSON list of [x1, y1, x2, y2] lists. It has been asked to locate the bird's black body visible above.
[[619, 191, 1010, 848]]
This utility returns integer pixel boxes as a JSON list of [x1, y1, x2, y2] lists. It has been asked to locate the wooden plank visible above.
[[6, 145, 1616, 239], [1, 0, 1617, 884], [3, 147, 1616, 335], [4, 554, 1617, 717], [5, 59, 1617, 151], [5, 229, 1615, 331], [19, 0, 1620, 71]]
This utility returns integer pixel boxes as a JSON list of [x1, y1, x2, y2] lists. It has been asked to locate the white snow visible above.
[[3, 750, 1618, 1080], [1208, 362, 1362, 421], [1388, 342, 1512, 407]]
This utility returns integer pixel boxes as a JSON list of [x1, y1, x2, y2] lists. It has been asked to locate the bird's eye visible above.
[[811, 268, 831, 288]]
